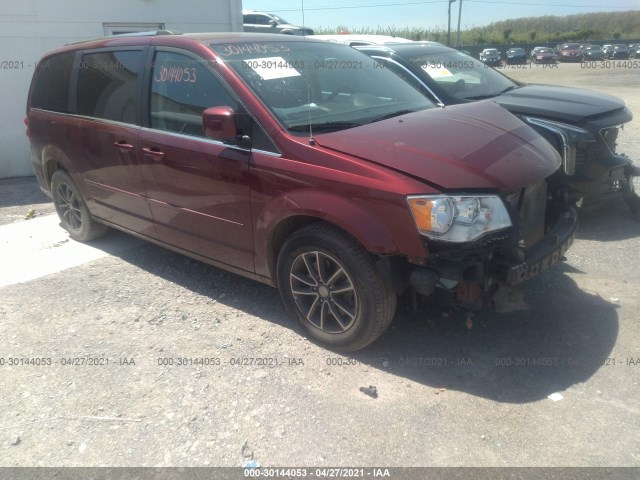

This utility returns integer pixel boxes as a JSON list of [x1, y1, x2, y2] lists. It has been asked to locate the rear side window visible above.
[[77, 50, 143, 124], [30, 52, 75, 112], [244, 14, 270, 25], [150, 50, 239, 137]]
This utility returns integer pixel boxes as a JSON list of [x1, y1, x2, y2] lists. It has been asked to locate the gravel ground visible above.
[[0, 63, 639, 470]]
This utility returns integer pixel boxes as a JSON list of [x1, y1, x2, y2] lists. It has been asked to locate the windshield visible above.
[[271, 15, 289, 25], [211, 41, 434, 132], [403, 50, 516, 101]]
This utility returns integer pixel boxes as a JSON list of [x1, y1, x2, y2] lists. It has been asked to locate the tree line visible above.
[[315, 10, 640, 45]]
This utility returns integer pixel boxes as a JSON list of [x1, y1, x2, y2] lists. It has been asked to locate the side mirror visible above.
[[203, 106, 237, 143], [269, 19, 278, 27]]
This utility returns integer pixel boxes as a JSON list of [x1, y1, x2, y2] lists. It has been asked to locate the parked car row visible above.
[[26, 31, 638, 351], [477, 43, 640, 66], [550, 43, 640, 61]]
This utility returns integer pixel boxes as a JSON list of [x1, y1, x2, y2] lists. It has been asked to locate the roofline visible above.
[[42, 32, 328, 56]]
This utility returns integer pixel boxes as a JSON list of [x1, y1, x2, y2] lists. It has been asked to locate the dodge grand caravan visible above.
[[27, 33, 577, 351]]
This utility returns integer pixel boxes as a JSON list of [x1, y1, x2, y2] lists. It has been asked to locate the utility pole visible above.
[[447, 0, 457, 47], [456, 0, 463, 47]]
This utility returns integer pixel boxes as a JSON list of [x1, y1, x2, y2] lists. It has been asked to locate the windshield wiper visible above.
[[369, 109, 416, 123], [464, 85, 518, 100], [288, 121, 363, 133], [498, 85, 519, 95]]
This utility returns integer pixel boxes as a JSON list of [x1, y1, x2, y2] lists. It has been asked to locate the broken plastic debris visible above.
[[609, 297, 620, 302], [548, 392, 564, 402], [243, 460, 260, 468], [359, 385, 378, 398], [241, 439, 254, 459]]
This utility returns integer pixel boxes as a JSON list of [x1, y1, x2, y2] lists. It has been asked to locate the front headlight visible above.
[[407, 195, 512, 243]]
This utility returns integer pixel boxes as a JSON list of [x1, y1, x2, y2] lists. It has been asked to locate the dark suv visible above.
[[243, 10, 313, 36], [479, 48, 501, 66], [356, 42, 639, 213], [27, 33, 576, 350], [608, 44, 631, 59]]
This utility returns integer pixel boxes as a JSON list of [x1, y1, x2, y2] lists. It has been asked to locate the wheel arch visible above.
[[256, 191, 403, 283], [41, 144, 76, 190]]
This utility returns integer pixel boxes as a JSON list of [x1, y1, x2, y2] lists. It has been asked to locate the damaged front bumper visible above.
[[408, 206, 578, 312], [501, 208, 577, 285]]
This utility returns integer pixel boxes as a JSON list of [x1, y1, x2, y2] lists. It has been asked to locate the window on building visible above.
[[103, 23, 164, 35]]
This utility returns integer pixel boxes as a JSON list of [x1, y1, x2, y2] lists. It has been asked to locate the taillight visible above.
[[24, 116, 30, 138]]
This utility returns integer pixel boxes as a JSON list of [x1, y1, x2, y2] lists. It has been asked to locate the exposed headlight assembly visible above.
[[522, 117, 596, 175], [407, 195, 512, 243]]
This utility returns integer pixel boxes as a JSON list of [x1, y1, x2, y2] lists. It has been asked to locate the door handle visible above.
[[114, 141, 135, 151], [141, 147, 166, 160]]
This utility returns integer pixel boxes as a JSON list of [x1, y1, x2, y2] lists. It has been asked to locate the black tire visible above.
[[277, 223, 396, 351], [51, 170, 108, 241]]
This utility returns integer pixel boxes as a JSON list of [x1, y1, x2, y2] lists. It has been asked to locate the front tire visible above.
[[51, 170, 108, 242], [277, 223, 396, 351]]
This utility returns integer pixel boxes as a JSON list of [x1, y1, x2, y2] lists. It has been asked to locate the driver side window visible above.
[[150, 51, 238, 137], [254, 15, 273, 25]]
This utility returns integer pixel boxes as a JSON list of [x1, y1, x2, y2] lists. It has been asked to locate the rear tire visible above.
[[277, 223, 396, 351], [51, 170, 108, 242]]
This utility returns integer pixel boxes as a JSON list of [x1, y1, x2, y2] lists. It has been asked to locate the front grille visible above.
[[574, 147, 590, 174]]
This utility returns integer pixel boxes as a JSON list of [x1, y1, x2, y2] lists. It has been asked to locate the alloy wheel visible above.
[[289, 251, 358, 333]]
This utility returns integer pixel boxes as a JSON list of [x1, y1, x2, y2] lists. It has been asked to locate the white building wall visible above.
[[0, 0, 242, 179]]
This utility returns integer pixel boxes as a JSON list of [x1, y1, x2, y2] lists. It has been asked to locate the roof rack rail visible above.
[[114, 30, 183, 37], [66, 30, 182, 46]]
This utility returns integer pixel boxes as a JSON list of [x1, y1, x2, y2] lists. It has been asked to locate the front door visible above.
[[140, 49, 254, 272]]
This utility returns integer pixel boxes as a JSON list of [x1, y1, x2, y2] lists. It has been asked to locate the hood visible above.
[[314, 101, 560, 192], [495, 84, 626, 123]]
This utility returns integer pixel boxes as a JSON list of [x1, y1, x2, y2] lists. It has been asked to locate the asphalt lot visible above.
[[0, 62, 639, 470]]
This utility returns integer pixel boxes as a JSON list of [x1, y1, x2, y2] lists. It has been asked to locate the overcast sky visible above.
[[242, 0, 639, 30]]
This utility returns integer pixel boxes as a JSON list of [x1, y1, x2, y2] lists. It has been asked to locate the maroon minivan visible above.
[[27, 33, 577, 350]]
